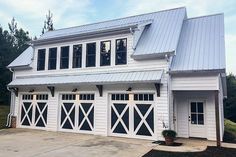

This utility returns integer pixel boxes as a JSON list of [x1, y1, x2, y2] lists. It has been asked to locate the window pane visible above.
[[48, 47, 57, 70], [37, 49, 46, 71], [86, 43, 96, 67], [100, 41, 111, 66], [198, 114, 204, 125], [191, 114, 197, 124], [191, 102, 197, 113], [197, 102, 204, 113], [116, 39, 127, 65], [73, 44, 82, 68], [60, 46, 69, 69]]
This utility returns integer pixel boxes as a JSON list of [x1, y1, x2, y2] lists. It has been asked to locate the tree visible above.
[[0, 18, 31, 105], [224, 73, 236, 122], [42, 10, 54, 34]]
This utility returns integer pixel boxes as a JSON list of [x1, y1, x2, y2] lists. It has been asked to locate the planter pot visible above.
[[164, 137, 174, 146]]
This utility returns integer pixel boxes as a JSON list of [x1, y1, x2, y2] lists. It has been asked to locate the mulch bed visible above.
[[152, 140, 182, 146], [142, 146, 236, 157]]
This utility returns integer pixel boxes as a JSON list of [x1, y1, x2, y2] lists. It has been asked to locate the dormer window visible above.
[[86, 43, 96, 67], [60, 46, 69, 69], [100, 40, 111, 66], [115, 38, 127, 65], [48, 47, 57, 70], [73, 44, 82, 68], [37, 49, 46, 71]]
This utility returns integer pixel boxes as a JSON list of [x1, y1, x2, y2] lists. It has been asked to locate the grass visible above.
[[224, 119, 236, 143], [0, 105, 10, 129], [142, 146, 236, 157]]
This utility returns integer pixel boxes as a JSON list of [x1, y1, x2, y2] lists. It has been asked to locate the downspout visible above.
[[6, 68, 15, 127]]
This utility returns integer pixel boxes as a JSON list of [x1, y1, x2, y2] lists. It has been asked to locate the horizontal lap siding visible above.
[[175, 91, 217, 140], [171, 75, 219, 91]]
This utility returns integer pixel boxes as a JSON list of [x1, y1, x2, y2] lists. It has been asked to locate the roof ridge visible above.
[[186, 13, 224, 21], [42, 7, 186, 34]]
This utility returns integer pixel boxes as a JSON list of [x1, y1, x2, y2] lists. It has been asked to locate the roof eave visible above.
[[131, 51, 175, 60], [7, 64, 32, 70], [169, 68, 226, 74], [32, 25, 138, 46]]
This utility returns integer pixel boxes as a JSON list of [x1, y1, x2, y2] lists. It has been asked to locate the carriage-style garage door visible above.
[[59, 94, 94, 133], [20, 94, 48, 128], [109, 93, 155, 140]]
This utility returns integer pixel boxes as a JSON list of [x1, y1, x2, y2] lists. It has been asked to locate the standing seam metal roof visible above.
[[171, 14, 225, 72], [8, 70, 163, 86]]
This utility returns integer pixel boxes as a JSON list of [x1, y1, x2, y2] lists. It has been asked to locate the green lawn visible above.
[[0, 105, 10, 129], [224, 119, 236, 143]]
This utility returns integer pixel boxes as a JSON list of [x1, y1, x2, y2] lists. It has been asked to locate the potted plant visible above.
[[162, 130, 177, 146]]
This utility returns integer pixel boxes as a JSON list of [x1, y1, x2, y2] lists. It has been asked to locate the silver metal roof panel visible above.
[[8, 70, 163, 86], [171, 14, 226, 72]]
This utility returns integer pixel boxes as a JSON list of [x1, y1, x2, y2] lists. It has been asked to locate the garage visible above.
[[59, 93, 94, 133], [109, 93, 156, 140], [20, 94, 48, 128]]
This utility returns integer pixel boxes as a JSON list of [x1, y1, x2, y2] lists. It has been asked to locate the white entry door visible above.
[[189, 101, 206, 138]]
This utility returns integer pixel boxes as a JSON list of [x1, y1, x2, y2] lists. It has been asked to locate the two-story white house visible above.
[[6, 7, 226, 143]]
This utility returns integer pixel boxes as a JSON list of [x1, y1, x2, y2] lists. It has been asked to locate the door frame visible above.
[[188, 99, 206, 138], [18, 92, 49, 130], [108, 92, 156, 140]]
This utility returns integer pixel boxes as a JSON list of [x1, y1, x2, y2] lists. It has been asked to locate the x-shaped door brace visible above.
[[21, 103, 33, 125], [111, 104, 129, 134], [133, 104, 154, 136], [78, 104, 94, 130], [35, 103, 48, 126], [61, 104, 75, 129]]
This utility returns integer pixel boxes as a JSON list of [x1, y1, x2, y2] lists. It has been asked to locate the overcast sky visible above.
[[0, 0, 235, 74]]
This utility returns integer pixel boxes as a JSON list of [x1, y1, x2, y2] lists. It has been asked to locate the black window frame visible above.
[[48, 47, 57, 70], [100, 40, 111, 66], [72, 44, 82, 68], [115, 38, 127, 65], [60, 46, 69, 69], [86, 42, 96, 67], [37, 49, 46, 71]]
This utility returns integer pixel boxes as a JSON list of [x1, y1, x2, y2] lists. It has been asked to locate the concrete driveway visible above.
[[0, 129, 154, 157]]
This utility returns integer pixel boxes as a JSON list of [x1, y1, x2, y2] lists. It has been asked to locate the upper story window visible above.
[[60, 46, 69, 69], [100, 40, 111, 66], [115, 38, 127, 65], [48, 47, 57, 70], [37, 49, 46, 71], [86, 43, 96, 67], [73, 44, 82, 68]]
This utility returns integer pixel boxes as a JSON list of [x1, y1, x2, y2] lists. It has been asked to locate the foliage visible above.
[[224, 73, 236, 122], [162, 130, 177, 138], [223, 119, 236, 143], [42, 10, 54, 34], [0, 105, 10, 129], [0, 18, 31, 105]]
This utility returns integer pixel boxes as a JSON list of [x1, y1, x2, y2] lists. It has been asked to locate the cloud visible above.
[[225, 34, 236, 74]]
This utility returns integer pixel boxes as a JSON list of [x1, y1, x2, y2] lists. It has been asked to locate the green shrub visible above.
[[162, 130, 177, 138]]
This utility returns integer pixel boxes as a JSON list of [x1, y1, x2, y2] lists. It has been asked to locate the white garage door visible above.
[[20, 94, 48, 128], [59, 94, 94, 133], [109, 93, 155, 140]]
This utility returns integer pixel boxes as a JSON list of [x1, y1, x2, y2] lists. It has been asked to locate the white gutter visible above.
[[6, 68, 15, 127]]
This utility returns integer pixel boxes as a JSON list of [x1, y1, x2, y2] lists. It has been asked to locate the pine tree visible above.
[[42, 10, 54, 34]]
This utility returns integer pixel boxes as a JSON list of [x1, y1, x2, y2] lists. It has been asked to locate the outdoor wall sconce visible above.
[[29, 89, 34, 93], [126, 87, 132, 91], [72, 88, 78, 92]]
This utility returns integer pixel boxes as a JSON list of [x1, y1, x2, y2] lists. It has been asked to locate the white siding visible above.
[[14, 34, 168, 78], [174, 91, 217, 140], [171, 75, 219, 91]]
